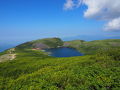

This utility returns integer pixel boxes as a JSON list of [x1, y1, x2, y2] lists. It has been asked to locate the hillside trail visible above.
[[0, 48, 16, 62]]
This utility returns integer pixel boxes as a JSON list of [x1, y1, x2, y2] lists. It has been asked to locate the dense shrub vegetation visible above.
[[0, 47, 120, 89]]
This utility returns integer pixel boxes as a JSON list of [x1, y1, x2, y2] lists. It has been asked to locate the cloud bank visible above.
[[64, 0, 120, 31]]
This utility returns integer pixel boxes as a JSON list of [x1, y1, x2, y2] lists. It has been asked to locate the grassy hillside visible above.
[[0, 38, 120, 89], [64, 39, 120, 54], [16, 37, 63, 50], [0, 47, 120, 89]]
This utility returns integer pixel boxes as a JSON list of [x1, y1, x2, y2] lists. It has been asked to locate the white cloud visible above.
[[83, 0, 120, 19], [63, 0, 75, 10], [63, 0, 120, 31], [63, 0, 83, 10], [105, 17, 120, 31]]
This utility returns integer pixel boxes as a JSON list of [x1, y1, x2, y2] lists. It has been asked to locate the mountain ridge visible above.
[[15, 37, 120, 54]]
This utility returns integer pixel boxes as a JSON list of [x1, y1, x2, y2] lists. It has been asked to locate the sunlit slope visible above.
[[16, 38, 63, 50], [64, 39, 120, 54], [0, 48, 120, 89]]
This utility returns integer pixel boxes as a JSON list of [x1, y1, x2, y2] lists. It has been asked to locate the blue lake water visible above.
[[45, 47, 83, 57]]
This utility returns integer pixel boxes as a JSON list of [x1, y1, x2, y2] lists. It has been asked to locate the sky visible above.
[[0, 0, 120, 46]]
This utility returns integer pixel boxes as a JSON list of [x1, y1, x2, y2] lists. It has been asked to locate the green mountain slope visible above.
[[64, 39, 120, 54], [0, 38, 120, 90], [16, 37, 63, 50], [16, 38, 120, 55]]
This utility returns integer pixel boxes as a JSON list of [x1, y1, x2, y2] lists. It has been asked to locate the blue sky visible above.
[[0, 0, 120, 46]]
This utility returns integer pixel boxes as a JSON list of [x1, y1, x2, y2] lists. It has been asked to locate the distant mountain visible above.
[[64, 39, 120, 54], [16, 37, 120, 55], [16, 37, 63, 50]]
